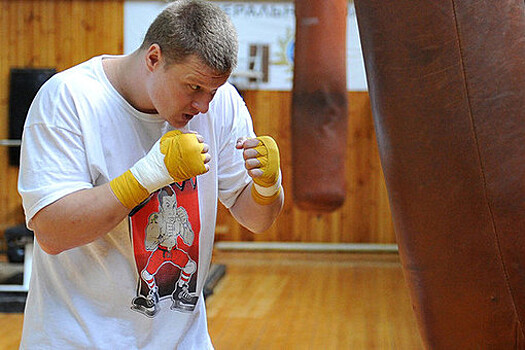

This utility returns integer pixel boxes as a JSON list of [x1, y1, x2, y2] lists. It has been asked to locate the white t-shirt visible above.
[[18, 55, 255, 349]]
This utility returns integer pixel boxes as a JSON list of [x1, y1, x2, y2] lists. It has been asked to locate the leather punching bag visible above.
[[292, 0, 348, 212], [354, 0, 525, 348]]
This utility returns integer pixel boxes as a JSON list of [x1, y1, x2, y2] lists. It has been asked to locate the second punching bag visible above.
[[292, 0, 348, 212]]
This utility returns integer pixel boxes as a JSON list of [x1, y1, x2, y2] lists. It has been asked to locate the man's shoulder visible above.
[[50, 56, 103, 92], [209, 81, 245, 114], [27, 56, 112, 126], [216, 81, 242, 99]]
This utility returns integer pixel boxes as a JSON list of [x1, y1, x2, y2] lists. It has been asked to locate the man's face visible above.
[[161, 194, 177, 212], [145, 48, 230, 128]]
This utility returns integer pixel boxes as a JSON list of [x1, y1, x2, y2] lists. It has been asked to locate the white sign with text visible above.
[[124, 1, 367, 91]]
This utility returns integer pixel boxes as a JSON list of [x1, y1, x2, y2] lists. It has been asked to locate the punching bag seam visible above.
[[450, 0, 525, 336]]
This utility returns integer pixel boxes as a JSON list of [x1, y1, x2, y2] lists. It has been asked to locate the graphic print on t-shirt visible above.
[[129, 179, 200, 318]]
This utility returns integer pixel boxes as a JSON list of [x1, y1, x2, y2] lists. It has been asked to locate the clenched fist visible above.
[[236, 135, 282, 205], [110, 130, 210, 209]]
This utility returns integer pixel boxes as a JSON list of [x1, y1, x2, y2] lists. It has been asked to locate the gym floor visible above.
[[0, 250, 423, 349]]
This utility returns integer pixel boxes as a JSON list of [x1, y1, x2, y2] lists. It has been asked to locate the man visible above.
[[17, 1, 283, 348]]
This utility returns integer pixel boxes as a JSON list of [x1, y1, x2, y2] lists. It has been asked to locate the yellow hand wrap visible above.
[[109, 170, 149, 210], [251, 136, 282, 205], [161, 131, 207, 182], [110, 130, 207, 209]]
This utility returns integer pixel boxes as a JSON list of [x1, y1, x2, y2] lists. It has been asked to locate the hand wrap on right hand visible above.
[[110, 130, 207, 209]]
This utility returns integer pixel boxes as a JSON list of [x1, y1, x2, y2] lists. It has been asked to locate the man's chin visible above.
[[168, 121, 188, 129], [166, 119, 190, 129]]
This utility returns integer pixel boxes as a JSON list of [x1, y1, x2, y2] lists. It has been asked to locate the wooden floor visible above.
[[0, 312, 23, 350], [0, 251, 423, 349], [207, 251, 423, 349]]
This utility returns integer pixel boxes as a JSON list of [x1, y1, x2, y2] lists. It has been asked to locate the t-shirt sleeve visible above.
[[214, 84, 256, 209], [18, 77, 93, 228]]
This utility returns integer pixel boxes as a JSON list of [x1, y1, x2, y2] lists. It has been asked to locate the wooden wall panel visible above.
[[0, 0, 123, 232], [216, 90, 396, 244], [0, 1, 394, 244]]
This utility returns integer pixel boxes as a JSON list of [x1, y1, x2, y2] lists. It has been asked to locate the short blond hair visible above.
[[140, 0, 238, 74]]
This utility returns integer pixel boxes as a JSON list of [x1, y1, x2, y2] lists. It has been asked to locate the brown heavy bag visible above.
[[354, 0, 525, 348], [292, 0, 348, 212]]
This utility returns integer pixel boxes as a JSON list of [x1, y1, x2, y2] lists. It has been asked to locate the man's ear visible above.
[[145, 44, 163, 72]]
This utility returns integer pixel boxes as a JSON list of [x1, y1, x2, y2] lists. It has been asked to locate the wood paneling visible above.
[[0, 0, 123, 232], [0, 1, 394, 244], [216, 90, 396, 243]]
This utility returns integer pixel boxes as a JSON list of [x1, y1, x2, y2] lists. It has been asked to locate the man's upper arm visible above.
[[215, 84, 255, 209], [18, 81, 93, 226]]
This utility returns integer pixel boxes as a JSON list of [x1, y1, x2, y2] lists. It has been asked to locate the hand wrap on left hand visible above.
[[251, 136, 282, 205]]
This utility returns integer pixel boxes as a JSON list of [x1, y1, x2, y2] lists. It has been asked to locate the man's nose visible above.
[[191, 94, 212, 114]]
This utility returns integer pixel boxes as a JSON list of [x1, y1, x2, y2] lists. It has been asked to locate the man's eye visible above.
[[189, 84, 200, 91]]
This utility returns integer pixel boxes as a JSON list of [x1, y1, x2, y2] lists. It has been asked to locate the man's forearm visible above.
[[229, 182, 284, 233], [30, 131, 210, 255], [31, 183, 130, 255]]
